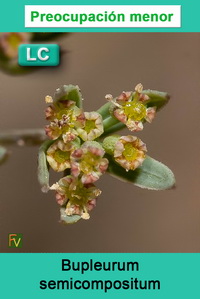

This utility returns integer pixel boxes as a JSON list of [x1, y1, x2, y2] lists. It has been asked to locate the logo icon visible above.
[[8, 234, 23, 248]]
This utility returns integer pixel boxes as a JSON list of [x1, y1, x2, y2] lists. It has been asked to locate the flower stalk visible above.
[[0, 129, 46, 146]]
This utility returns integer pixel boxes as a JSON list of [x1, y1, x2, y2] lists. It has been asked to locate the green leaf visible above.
[[38, 140, 54, 193], [60, 208, 81, 224], [0, 146, 8, 165], [106, 155, 175, 190], [54, 85, 83, 108], [143, 89, 170, 110]]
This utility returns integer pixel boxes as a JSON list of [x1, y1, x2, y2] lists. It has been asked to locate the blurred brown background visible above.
[[0, 33, 199, 252]]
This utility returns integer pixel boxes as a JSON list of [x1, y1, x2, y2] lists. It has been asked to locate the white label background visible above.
[[25, 5, 181, 28]]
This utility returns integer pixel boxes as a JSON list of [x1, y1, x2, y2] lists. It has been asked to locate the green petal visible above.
[[60, 208, 81, 224], [107, 155, 175, 190]]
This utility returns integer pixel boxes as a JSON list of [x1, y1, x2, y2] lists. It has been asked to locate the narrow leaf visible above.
[[38, 140, 54, 193], [143, 89, 170, 110], [60, 208, 81, 224], [107, 155, 175, 190]]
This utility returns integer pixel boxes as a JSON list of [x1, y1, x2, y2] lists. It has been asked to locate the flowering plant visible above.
[[37, 84, 175, 224]]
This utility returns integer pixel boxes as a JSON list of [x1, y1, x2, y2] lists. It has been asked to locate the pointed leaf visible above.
[[107, 155, 175, 190], [143, 89, 170, 110], [38, 140, 54, 193]]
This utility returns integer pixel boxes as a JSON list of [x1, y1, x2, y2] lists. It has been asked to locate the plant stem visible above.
[[103, 116, 120, 132], [97, 102, 111, 119], [0, 129, 46, 146], [101, 122, 126, 137]]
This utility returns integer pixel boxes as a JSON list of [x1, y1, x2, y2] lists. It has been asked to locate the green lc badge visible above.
[[18, 44, 60, 66]]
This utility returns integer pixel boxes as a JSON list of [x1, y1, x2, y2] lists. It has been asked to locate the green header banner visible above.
[[1, 253, 200, 298], [0, 0, 199, 32]]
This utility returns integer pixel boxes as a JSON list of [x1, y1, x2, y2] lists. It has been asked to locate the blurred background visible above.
[[0, 33, 199, 252]]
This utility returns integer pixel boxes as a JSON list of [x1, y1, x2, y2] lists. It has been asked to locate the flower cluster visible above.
[[44, 85, 108, 221], [42, 83, 159, 223]]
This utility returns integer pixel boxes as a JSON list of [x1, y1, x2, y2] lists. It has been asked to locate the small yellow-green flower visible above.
[[50, 176, 101, 220], [114, 135, 147, 171], [0, 32, 31, 59], [71, 141, 108, 184], [45, 96, 85, 142], [45, 100, 83, 122], [108, 83, 156, 132], [76, 111, 104, 141], [45, 119, 79, 142], [46, 139, 80, 172]]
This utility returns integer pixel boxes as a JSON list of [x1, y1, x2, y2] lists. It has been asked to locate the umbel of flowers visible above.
[[38, 84, 175, 224]]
